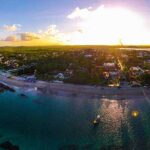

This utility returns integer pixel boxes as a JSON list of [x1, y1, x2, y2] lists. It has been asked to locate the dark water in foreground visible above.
[[0, 89, 149, 150]]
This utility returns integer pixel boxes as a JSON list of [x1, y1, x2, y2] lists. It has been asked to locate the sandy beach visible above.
[[0, 74, 150, 100]]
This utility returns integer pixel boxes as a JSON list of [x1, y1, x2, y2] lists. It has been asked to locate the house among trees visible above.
[[103, 63, 116, 71], [130, 66, 144, 76], [55, 73, 65, 80]]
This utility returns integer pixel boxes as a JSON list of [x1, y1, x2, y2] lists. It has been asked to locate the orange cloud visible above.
[[0, 29, 62, 46], [19, 32, 41, 41], [3, 35, 17, 42]]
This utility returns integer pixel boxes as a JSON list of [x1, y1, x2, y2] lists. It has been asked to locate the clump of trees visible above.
[[0, 46, 150, 86], [139, 73, 150, 85]]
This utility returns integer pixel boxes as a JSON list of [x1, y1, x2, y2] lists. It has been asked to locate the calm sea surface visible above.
[[0, 88, 149, 150]]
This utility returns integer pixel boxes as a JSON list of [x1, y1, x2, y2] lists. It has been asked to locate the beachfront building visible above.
[[131, 81, 141, 87], [55, 73, 65, 80], [130, 67, 144, 76], [129, 66, 144, 82], [103, 63, 116, 71]]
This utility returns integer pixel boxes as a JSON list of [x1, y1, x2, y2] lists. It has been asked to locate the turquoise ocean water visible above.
[[0, 88, 149, 150]]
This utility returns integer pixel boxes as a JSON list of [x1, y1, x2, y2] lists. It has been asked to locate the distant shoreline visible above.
[[0, 75, 150, 100]]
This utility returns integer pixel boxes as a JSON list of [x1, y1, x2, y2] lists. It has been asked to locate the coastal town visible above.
[[1, 0, 150, 149], [0, 46, 150, 88]]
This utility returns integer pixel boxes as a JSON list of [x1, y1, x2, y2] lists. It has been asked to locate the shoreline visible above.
[[0, 75, 150, 99]]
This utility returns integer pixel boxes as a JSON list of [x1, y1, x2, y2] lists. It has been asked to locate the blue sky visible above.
[[0, 0, 148, 30], [0, 0, 92, 30], [0, 0, 150, 45]]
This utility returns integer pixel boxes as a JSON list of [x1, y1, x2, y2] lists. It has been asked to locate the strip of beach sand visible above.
[[0, 74, 150, 100]]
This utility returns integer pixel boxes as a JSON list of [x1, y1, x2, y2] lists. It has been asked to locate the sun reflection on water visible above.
[[98, 99, 130, 145]]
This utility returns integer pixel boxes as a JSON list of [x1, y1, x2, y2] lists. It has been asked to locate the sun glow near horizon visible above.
[[1, 5, 150, 46], [65, 6, 150, 45]]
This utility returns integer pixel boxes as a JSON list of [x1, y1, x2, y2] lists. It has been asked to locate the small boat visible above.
[[93, 115, 101, 127]]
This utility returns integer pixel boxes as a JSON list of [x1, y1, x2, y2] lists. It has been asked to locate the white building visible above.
[[103, 63, 116, 70], [55, 73, 65, 80]]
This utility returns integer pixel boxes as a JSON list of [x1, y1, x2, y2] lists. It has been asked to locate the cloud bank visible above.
[[1, 5, 150, 45]]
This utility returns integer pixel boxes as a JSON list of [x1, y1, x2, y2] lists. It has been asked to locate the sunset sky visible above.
[[1, 0, 150, 46]]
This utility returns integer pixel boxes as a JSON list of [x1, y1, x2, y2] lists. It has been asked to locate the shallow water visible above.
[[0, 89, 149, 150]]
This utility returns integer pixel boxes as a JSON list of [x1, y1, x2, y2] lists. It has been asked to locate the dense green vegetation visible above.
[[0, 46, 150, 86]]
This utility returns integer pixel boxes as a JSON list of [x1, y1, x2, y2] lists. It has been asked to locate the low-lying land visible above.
[[0, 46, 150, 91]]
